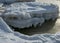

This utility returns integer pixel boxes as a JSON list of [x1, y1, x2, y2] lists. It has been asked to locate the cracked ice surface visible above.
[[0, 2, 59, 28], [0, 17, 60, 43]]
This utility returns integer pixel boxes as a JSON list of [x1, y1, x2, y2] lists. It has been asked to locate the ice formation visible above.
[[0, 1, 60, 43], [0, 17, 60, 43], [0, 2, 59, 28]]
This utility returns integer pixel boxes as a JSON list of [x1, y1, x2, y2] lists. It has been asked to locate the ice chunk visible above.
[[0, 2, 59, 28], [3, 12, 44, 28], [0, 2, 60, 43]]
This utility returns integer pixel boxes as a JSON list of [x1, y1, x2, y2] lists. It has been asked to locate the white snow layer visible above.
[[0, 17, 60, 43], [0, 2, 59, 28]]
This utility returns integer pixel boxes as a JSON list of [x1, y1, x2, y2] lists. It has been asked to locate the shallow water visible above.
[[14, 0, 60, 35]]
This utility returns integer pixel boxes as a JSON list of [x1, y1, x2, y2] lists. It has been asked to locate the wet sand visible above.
[[14, 0, 60, 35]]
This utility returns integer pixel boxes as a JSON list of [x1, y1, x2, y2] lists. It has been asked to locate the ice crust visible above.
[[0, 17, 60, 43], [0, 2, 59, 28]]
